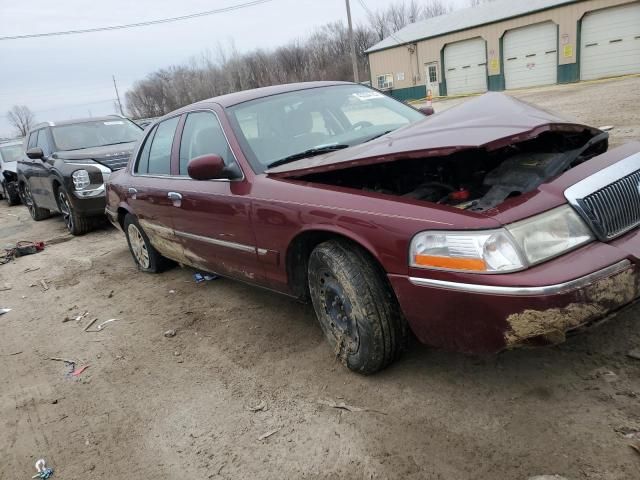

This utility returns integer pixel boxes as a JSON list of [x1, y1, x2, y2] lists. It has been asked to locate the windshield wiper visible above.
[[100, 141, 135, 147], [267, 145, 349, 169], [365, 130, 393, 142]]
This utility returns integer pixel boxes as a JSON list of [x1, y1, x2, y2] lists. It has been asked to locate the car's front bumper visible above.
[[67, 192, 106, 217], [389, 229, 640, 354]]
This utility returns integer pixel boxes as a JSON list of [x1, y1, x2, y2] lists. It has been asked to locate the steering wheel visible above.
[[351, 121, 374, 131]]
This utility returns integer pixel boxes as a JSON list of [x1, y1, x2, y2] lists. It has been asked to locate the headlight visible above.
[[410, 229, 525, 273], [72, 169, 90, 190], [506, 205, 594, 265], [410, 205, 594, 273]]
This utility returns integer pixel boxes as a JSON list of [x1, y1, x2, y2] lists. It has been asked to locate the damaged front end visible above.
[[504, 260, 639, 348], [268, 93, 608, 215]]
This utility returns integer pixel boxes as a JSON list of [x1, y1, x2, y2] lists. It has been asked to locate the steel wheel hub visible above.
[[318, 269, 359, 354]]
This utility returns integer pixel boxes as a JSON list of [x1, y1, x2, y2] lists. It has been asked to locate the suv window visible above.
[[27, 130, 39, 149], [146, 116, 179, 175], [36, 129, 53, 157], [179, 112, 235, 175]]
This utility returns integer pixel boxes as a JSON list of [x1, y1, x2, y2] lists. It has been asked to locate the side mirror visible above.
[[418, 106, 435, 116], [26, 147, 44, 160], [187, 154, 227, 180]]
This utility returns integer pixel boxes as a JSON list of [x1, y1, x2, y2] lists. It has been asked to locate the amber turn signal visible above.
[[413, 254, 487, 271]]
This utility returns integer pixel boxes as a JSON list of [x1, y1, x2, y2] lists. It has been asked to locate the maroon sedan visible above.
[[106, 81, 640, 374]]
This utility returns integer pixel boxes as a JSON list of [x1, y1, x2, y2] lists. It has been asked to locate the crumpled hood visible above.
[[267, 92, 601, 178], [54, 142, 137, 161]]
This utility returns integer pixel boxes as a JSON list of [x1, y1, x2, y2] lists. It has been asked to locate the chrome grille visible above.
[[99, 155, 130, 171], [565, 152, 640, 241], [581, 170, 640, 240]]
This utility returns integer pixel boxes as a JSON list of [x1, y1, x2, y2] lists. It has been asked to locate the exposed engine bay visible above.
[[296, 130, 609, 212]]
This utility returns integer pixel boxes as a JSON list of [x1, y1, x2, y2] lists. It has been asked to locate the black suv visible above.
[[18, 116, 143, 235]]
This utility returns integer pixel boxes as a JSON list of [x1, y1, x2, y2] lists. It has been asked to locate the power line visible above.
[[0, 0, 275, 41]]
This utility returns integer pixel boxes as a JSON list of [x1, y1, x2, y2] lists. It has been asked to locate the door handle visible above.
[[168, 191, 182, 207]]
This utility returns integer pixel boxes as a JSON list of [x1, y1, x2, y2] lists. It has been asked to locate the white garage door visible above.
[[581, 3, 640, 81], [503, 22, 558, 89], [444, 38, 488, 95]]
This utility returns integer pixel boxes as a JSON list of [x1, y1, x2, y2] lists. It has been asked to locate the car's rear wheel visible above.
[[57, 187, 92, 235], [308, 239, 408, 375], [4, 183, 20, 206], [21, 182, 50, 220], [123, 213, 173, 273]]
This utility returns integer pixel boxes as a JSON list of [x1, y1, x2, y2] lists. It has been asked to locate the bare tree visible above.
[[366, 0, 452, 41], [124, 1, 455, 118], [6, 105, 35, 137], [469, 0, 496, 6]]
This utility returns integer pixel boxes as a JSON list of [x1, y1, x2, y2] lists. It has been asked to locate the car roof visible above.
[[184, 81, 353, 110], [29, 115, 129, 131]]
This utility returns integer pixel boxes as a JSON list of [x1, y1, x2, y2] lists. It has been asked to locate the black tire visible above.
[[308, 239, 408, 375], [123, 213, 173, 273], [20, 182, 50, 221], [57, 186, 92, 235], [1, 181, 19, 205], [6, 187, 20, 206]]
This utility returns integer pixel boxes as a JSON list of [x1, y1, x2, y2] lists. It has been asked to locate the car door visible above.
[[22, 130, 49, 207], [168, 109, 265, 284], [33, 128, 58, 210], [128, 116, 186, 264]]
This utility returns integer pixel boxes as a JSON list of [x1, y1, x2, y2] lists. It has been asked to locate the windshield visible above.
[[226, 84, 425, 173], [52, 119, 142, 151], [0, 144, 23, 163]]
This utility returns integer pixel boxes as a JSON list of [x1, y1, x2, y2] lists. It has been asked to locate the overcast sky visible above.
[[0, 0, 465, 137]]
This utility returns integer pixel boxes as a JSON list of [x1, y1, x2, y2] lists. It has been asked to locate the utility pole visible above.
[[112, 75, 124, 116], [345, 0, 359, 83]]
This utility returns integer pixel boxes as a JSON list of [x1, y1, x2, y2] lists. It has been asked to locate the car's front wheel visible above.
[[308, 239, 408, 375], [57, 187, 91, 235], [20, 182, 50, 221], [123, 214, 173, 273]]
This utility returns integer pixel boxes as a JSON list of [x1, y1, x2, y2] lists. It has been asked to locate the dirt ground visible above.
[[2, 76, 640, 480]]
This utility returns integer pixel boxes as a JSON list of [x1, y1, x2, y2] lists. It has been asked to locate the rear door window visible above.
[[178, 111, 235, 175], [147, 116, 179, 175]]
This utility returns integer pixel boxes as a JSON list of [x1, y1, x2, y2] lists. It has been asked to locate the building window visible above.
[[377, 73, 393, 90], [428, 64, 438, 83]]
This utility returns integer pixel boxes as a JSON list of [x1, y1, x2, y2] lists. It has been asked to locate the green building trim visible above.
[[439, 48, 448, 97], [389, 85, 428, 102], [488, 74, 505, 91], [558, 63, 579, 83]]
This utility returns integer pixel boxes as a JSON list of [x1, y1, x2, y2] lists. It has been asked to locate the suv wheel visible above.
[[2, 181, 20, 206], [123, 214, 173, 273], [21, 183, 50, 220], [308, 239, 408, 375], [57, 187, 91, 235]]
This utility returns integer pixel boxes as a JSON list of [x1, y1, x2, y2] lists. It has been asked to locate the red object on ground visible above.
[[71, 365, 89, 376]]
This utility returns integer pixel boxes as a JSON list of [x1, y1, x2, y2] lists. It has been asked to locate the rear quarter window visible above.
[[147, 116, 179, 175]]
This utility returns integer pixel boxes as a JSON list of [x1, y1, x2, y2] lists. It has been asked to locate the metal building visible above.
[[365, 0, 640, 100]]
